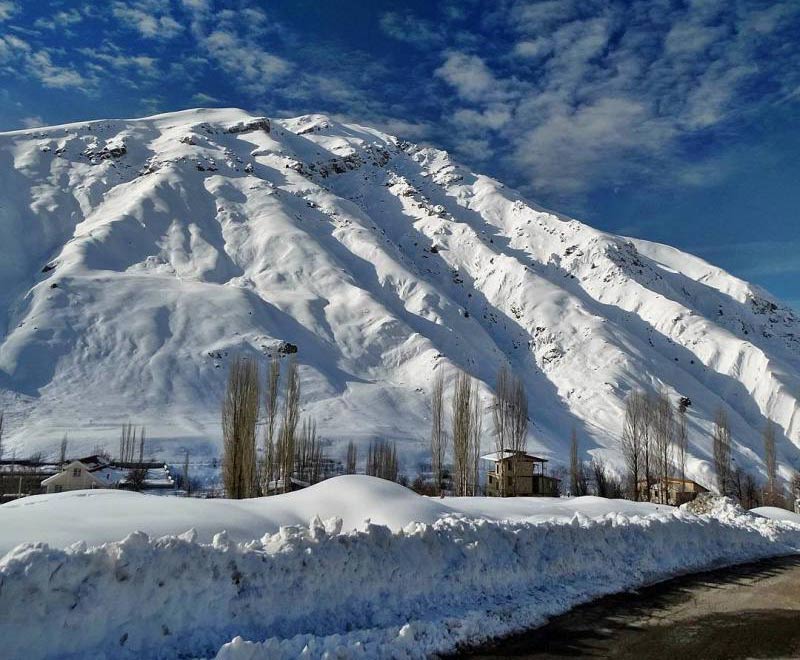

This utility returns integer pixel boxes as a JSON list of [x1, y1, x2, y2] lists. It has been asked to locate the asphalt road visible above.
[[452, 555, 800, 659]]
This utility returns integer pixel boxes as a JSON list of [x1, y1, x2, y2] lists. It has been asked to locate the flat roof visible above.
[[481, 450, 548, 463]]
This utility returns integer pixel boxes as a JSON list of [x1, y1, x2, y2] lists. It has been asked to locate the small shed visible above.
[[482, 450, 559, 497]]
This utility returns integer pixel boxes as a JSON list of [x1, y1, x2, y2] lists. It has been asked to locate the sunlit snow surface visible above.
[[1, 108, 800, 485], [1, 476, 799, 659]]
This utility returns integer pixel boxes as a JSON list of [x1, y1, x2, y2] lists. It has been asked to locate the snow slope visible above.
[[1, 476, 799, 659], [1, 108, 799, 485]]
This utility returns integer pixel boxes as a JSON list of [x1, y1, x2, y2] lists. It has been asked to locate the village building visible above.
[[41, 460, 106, 493], [483, 450, 560, 497], [640, 477, 709, 505], [41, 455, 175, 494]]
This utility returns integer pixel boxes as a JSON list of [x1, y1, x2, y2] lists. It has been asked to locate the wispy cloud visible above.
[[379, 11, 443, 47], [0, 34, 90, 90], [419, 0, 800, 199], [33, 9, 83, 31], [112, 0, 182, 39], [191, 92, 220, 105], [0, 1, 16, 22]]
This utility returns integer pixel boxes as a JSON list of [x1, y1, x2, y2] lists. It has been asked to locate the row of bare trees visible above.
[[620, 389, 688, 502], [119, 423, 147, 464], [620, 388, 789, 507], [431, 369, 484, 496], [222, 355, 312, 498], [568, 430, 623, 498], [366, 439, 399, 481], [430, 364, 528, 496]]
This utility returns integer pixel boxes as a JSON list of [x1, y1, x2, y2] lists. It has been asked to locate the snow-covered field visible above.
[[2, 476, 800, 659], [1, 109, 800, 486]]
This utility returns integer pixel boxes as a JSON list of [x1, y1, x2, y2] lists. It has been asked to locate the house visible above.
[[483, 450, 560, 497], [41, 456, 176, 494], [41, 460, 107, 493], [641, 477, 709, 505]]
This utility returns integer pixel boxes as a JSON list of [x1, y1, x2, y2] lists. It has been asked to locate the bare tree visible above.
[[126, 466, 147, 491], [119, 423, 136, 463], [712, 407, 732, 496], [469, 389, 483, 495], [569, 428, 588, 496], [732, 468, 761, 509], [641, 393, 656, 502], [763, 420, 778, 505], [621, 391, 646, 500], [591, 456, 621, 498], [59, 433, 68, 467], [276, 357, 300, 493], [295, 417, 323, 484], [676, 397, 690, 494], [261, 356, 281, 494], [652, 391, 674, 504], [222, 356, 261, 499], [430, 370, 448, 495], [451, 370, 473, 496], [263, 433, 275, 493], [509, 374, 528, 455], [0, 409, 4, 461], [492, 365, 528, 495], [345, 441, 357, 474], [492, 366, 510, 458], [366, 439, 399, 481], [182, 449, 191, 496]]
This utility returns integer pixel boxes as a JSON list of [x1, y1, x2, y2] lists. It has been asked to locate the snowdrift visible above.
[[1, 477, 799, 659]]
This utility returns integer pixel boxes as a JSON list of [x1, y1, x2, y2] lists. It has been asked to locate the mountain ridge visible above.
[[1, 108, 798, 487]]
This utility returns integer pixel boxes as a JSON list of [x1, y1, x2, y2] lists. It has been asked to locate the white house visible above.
[[41, 460, 108, 494]]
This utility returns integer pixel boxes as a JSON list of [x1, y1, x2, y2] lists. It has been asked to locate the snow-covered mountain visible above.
[[1, 108, 798, 485]]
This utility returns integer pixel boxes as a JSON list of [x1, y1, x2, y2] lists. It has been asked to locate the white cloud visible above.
[[19, 115, 43, 128], [435, 52, 505, 102], [203, 29, 290, 90], [379, 12, 443, 46], [191, 91, 220, 105], [0, 35, 91, 90], [429, 0, 800, 195], [452, 105, 513, 131], [112, 1, 183, 39], [0, 1, 16, 22], [33, 9, 84, 31], [28, 50, 89, 89]]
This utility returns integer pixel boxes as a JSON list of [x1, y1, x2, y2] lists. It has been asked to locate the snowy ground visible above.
[[2, 476, 800, 659]]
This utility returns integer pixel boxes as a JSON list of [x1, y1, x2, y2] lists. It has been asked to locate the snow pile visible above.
[[1, 109, 799, 485], [0, 476, 667, 555], [1, 479, 800, 659]]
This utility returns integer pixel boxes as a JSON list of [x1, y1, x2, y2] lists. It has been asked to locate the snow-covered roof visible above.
[[481, 451, 547, 463], [41, 461, 107, 487]]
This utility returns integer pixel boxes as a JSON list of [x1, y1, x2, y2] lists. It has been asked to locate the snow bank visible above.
[[2, 478, 800, 660], [0, 476, 668, 555]]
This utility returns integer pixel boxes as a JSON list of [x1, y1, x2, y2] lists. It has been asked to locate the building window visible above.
[[54, 485, 63, 493], [72, 468, 81, 477]]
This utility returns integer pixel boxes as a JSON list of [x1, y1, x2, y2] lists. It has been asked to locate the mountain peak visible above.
[[0, 109, 797, 487]]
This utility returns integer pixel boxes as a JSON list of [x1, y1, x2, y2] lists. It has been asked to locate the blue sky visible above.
[[1, 0, 798, 307]]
